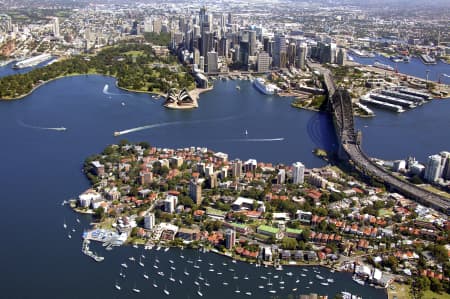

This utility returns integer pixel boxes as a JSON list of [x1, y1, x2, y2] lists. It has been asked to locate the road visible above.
[[309, 62, 450, 214]]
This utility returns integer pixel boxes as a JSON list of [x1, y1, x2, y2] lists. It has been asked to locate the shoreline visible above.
[[0, 72, 196, 101]]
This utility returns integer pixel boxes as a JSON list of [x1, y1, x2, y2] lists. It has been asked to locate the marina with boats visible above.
[[101, 244, 370, 298]]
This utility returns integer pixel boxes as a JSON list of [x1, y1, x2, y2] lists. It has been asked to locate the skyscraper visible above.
[[424, 155, 443, 182], [199, 6, 207, 26], [248, 30, 257, 56], [336, 48, 346, 65], [274, 34, 287, 68], [257, 51, 270, 72], [52, 17, 60, 37], [292, 162, 305, 184], [296, 43, 307, 70], [207, 51, 218, 73]]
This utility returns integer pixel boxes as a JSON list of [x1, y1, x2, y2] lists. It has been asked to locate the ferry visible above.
[[373, 61, 395, 71], [253, 77, 278, 95]]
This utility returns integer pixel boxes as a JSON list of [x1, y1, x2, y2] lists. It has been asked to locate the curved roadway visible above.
[[320, 68, 450, 215]]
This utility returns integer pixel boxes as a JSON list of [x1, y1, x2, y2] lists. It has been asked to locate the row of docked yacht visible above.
[[114, 250, 358, 297]]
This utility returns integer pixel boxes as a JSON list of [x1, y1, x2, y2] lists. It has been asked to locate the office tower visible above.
[[257, 51, 270, 72], [248, 30, 257, 56], [199, 56, 205, 72], [52, 17, 60, 37], [207, 51, 218, 73], [193, 48, 200, 65], [292, 162, 305, 184], [336, 48, 346, 65], [287, 42, 296, 66], [225, 229, 236, 250], [296, 43, 307, 70], [263, 36, 270, 53], [144, 213, 155, 229], [227, 12, 232, 25], [201, 31, 213, 57], [185, 29, 192, 50], [218, 37, 228, 57], [274, 34, 287, 68], [239, 40, 249, 66], [199, 6, 207, 25], [424, 155, 443, 182]]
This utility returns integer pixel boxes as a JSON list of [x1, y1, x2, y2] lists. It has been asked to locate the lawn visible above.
[[423, 290, 450, 299], [124, 50, 145, 56], [420, 185, 450, 199], [388, 282, 411, 299], [379, 208, 394, 217]]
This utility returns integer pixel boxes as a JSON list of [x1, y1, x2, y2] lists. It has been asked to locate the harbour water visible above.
[[350, 54, 450, 85], [0, 72, 449, 298]]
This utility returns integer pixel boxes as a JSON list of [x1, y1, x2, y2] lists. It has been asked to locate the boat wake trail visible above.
[[224, 138, 284, 142], [17, 119, 66, 131], [114, 115, 239, 136], [103, 84, 132, 97]]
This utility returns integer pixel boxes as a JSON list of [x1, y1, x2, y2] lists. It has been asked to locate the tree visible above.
[[429, 278, 444, 293], [281, 237, 297, 250], [94, 207, 105, 221], [301, 228, 311, 241]]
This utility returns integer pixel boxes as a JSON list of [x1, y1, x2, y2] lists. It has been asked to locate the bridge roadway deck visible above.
[[323, 70, 450, 214]]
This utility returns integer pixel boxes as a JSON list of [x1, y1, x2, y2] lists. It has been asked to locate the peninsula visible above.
[[0, 42, 196, 100], [75, 141, 450, 297]]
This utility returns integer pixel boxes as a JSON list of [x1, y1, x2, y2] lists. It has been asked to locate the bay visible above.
[[0, 73, 448, 298]]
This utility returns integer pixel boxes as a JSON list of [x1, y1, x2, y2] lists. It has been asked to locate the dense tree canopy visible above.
[[0, 43, 195, 99]]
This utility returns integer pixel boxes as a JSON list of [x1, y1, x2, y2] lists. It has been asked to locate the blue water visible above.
[[0, 57, 54, 78], [351, 54, 450, 85], [0, 72, 448, 298]]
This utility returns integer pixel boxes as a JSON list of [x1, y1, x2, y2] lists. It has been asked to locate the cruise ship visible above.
[[253, 78, 278, 95], [373, 61, 394, 71], [13, 53, 52, 69]]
